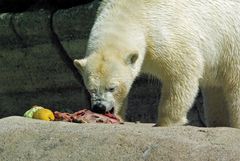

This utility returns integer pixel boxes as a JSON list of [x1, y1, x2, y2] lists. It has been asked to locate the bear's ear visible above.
[[73, 59, 87, 73], [126, 52, 139, 65]]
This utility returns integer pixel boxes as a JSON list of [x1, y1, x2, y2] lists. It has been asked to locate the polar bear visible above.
[[74, 0, 240, 127]]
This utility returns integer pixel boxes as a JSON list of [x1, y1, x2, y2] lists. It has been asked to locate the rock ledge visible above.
[[0, 116, 239, 161]]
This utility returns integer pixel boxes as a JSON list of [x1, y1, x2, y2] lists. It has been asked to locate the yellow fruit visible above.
[[32, 108, 55, 121]]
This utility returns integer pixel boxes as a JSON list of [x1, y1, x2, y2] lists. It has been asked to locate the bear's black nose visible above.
[[92, 103, 106, 114]]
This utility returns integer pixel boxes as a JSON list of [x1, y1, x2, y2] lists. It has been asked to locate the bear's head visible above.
[[74, 9, 146, 116], [74, 47, 144, 115]]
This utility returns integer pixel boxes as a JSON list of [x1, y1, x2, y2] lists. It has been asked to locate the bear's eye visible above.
[[89, 88, 97, 94], [106, 87, 116, 93]]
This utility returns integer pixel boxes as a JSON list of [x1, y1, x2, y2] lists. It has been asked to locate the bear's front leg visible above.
[[156, 77, 199, 127]]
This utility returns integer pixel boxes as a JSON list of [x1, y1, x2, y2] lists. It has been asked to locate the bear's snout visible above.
[[92, 103, 107, 114], [91, 93, 115, 113]]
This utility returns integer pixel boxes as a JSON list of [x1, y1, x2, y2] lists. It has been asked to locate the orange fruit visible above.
[[32, 108, 55, 121]]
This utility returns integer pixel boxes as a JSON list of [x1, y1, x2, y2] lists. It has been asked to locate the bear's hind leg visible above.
[[223, 83, 240, 128], [201, 86, 229, 127], [221, 59, 240, 128]]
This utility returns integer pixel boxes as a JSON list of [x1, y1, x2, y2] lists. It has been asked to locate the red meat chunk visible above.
[[54, 109, 123, 124]]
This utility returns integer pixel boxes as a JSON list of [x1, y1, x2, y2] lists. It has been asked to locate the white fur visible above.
[[75, 0, 240, 127]]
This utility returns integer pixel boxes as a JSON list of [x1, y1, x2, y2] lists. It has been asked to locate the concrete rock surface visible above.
[[0, 116, 239, 161]]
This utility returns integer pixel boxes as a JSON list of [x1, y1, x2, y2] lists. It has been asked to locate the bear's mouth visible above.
[[109, 108, 114, 114], [91, 106, 114, 114]]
